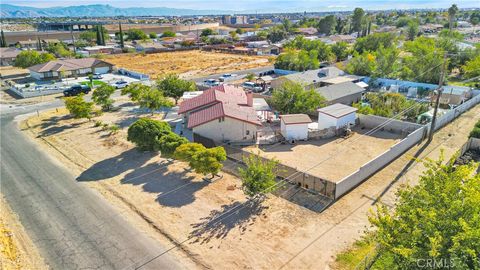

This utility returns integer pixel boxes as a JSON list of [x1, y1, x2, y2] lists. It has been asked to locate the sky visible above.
[[3, 0, 480, 12]]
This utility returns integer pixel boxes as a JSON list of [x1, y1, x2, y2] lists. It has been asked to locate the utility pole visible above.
[[428, 53, 448, 142]]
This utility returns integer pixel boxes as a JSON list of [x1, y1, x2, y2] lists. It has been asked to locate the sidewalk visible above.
[[279, 104, 480, 269]]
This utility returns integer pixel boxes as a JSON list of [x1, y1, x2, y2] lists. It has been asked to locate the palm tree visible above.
[[448, 4, 459, 31]]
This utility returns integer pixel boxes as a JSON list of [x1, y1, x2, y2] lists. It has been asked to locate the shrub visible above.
[[64, 94, 94, 120], [469, 127, 480, 139], [94, 120, 103, 127], [109, 124, 120, 135], [174, 143, 206, 162], [190, 146, 226, 178], [127, 118, 171, 151], [239, 154, 278, 197], [155, 132, 188, 156]]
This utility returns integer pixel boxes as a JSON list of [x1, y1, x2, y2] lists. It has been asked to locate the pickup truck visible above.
[[203, 79, 220, 87], [63, 85, 91, 96]]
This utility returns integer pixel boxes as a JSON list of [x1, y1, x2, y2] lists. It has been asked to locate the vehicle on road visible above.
[[63, 85, 91, 96], [204, 79, 220, 87], [218, 73, 237, 82], [92, 73, 103, 79], [242, 81, 263, 93], [111, 80, 128, 89]]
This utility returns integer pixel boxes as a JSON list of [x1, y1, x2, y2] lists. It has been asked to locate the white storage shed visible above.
[[317, 103, 357, 130], [280, 114, 312, 141]]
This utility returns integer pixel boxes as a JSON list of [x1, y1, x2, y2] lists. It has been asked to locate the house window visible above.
[[218, 117, 225, 123], [246, 130, 250, 135]]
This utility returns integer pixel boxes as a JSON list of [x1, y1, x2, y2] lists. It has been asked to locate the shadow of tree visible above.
[[189, 197, 268, 245], [77, 148, 155, 181], [78, 149, 209, 207]]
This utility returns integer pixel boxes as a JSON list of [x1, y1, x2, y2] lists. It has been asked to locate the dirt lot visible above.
[[245, 128, 403, 182], [103, 50, 272, 79], [20, 101, 480, 270], [0, 195, 48, 270]]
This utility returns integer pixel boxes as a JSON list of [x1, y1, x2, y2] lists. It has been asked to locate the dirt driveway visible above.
[[20, 102, 480, 269]]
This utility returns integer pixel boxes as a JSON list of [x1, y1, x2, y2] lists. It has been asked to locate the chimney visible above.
[[246, 91, 253, 107]]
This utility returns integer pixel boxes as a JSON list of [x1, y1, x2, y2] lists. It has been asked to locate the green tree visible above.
[[149, 32, 157, 39], [138, 87, 173, 114], [448, 4, 459, 31], [235, 28, 244, 34], [156, 74, 196, 105], [126, 29, 148, 40], [190, 146, 227, 178], [267, 26, 288, 43], [274, 48, 320, 71], [238, 154, 278, 197], [401, 37, 445, 84], [161, 31, 176, 37], [351, 7, 365, 34], [92, 84, 115, 111], [463, 55, 480, 79], [64, 94, 94, 120], [118, 23, 125, 49], [155, 132, 188, 156], [174, 143, 206, 162], [406, 21, 419, 41], [369, 156, 480, 269], [0, 29, 7, 47], [331, 41, 350, 61], [373, 45, 400, 78], [121, 83, 148, 102], [46, 42, 74, 58], [317, 15, 337, 35], [127, 118, 171, 151], [271, 81, 326, 114], [354, 32, 396, 54], [346, 51, 376, 76], [80, 30, 97, 44], [200, 28, 215, 37], [14, 50, 56, 68], [245, 73, 255, 81]]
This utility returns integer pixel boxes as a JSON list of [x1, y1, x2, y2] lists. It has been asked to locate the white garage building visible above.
[[280, 114, 312, 141], [317, 103, 357, 130]]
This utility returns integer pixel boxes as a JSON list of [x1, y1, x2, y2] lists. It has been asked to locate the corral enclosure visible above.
[[104, 50, 271, 79]]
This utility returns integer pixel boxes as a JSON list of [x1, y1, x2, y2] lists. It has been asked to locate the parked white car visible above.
[[111, 80, 128, 89], [203, 79, 220, 87], [218, 73, 237, 82], [242, 81, 263, 92], [92, 73, 103, 79]]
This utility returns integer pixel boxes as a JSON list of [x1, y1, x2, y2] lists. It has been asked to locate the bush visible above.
[[174, 143, 206, 162], [469, 127, 480, 139], [94, 120, 103, 127], [190, 146, 226, 178], [239, 154, 278, 197], [127, 118, 171, 151], [64, 94, 94, 120], [109, 124, 120, 135], [155, 132, 188, 156]]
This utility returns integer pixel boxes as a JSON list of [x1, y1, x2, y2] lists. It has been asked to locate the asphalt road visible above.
[[190, 65, 275, 83], [0, 102, 183, 269]]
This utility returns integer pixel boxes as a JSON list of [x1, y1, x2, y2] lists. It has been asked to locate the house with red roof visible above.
[[178, 85, 263, 143]]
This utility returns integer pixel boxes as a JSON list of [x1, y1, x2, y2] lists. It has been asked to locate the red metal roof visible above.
[[178, 85, 247, 114], [187, 102, 261, 129]]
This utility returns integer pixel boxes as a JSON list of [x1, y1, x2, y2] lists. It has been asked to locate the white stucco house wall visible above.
[[280, 114, 312, 141], [193, 116, 259, 142], [317, 103, 357, 130]]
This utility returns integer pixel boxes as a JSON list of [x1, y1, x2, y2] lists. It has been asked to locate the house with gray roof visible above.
[[28, 58, 113, 80], [315, 81, 366, 106], [271, 67, 363, 90]]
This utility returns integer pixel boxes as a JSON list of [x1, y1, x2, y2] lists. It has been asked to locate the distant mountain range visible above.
[[0, 4, 231, 18]]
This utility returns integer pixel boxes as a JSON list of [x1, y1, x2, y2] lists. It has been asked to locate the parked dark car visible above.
[[63, 85, 91, 97]]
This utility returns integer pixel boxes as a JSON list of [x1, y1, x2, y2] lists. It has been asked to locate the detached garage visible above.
[[317, 103, 357, 130], [280, 114, 312, 141]]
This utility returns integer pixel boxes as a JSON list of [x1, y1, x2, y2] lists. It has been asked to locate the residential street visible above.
[[0, 104, 183, 269]]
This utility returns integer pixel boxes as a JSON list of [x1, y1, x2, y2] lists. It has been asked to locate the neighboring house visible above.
[[178, 85, 262, 143], [246, 40, 269, 48], [271, 67, 363, 90], [280, 114, 312, 141], [82, 45, 117, 55], [315, 81, 365, 106], [257, 44, 280, 55], [317, 103, 357, 130], [431, 86, 473, 107], [28, 58, 113, 80], [135, 42, 166, 52], [297, 27, 318, 36], [0, 47, 21, 66], [327, 34, 357, 44]]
